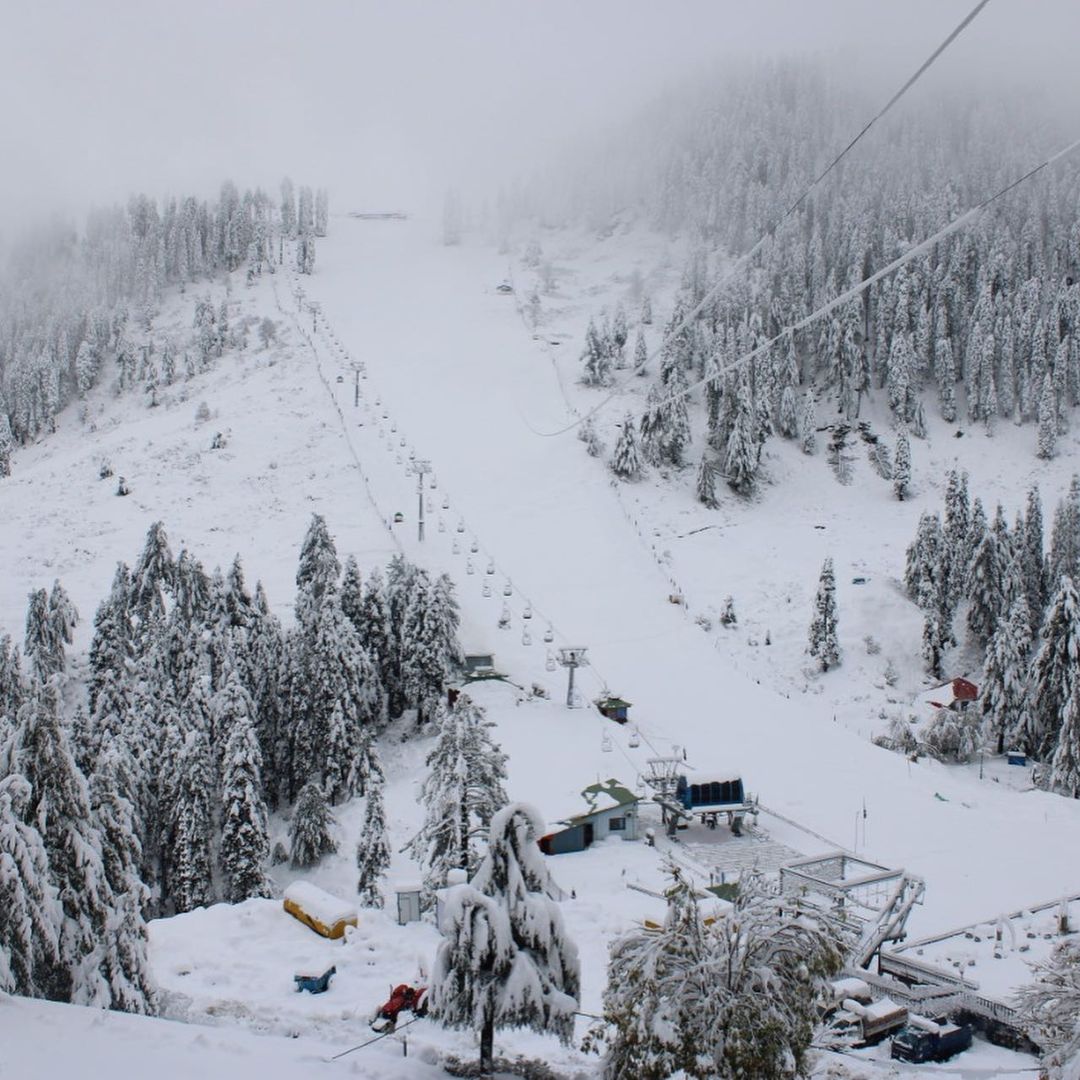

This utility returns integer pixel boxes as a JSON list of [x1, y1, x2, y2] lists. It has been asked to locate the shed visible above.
[[283, 881, 358, 939], [916, 677, 979, 714], [596, 696, 632, 724], [395, 882, 423, 926], [538, 778, 641, 855]]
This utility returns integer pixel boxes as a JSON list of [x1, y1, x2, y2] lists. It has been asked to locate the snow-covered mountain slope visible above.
[[3, 215, 1078, 1076]]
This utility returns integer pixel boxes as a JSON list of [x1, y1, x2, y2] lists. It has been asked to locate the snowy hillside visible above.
[[2, 208, 1079, 1074]]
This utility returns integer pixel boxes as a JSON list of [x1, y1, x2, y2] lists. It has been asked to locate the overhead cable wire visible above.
[[530, 0, 995, 438]]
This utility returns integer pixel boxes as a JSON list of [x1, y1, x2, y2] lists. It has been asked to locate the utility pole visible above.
[[309, 301, 320, 333], [557, 647, 589, 708], [413, 459, 431, 541], [354, 367, 360, 407]]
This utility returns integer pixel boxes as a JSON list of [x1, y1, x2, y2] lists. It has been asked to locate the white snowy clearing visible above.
[[3, 213, 1079, 1076]]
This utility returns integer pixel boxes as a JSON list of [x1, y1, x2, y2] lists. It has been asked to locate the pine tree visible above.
[[399, 572, 461, 727], [800, 388, 817, 454], [904, 512, 944, 602], [220, 714, 271, 902], [11, 683, 121, 1005], [581, 318, 612, 387], [610, 415, 643, 481], [355, 771, 390, 908], [723, 376, 759, 494], [408, 695, 508, 892], [129, 521, 174, 631], [170, 730, 214, 913], [942, 470, 971, 609], [431, 804, 580, 1072], [1015, 938, 1080, 1078], [982, 597, 1032, 753], [967, 528, 1004, 647], [0, 773, 59, 996], [1038, 371, 1058, 459], [24, 589, 62, 681], [919, 576, 951, 680], [633, 329, 648, 373], [0, 412, 14, 477], [1023, 576, 1080, 761], [88, 747, 156, 1013], [1025, 486, 1049, 635], [1049, 478, 1080, 597], [600, 869, 841, 1080], [808, 558, 840, 672], [695, 453, 718, 508], [892, 429, 911, 501], [340, 555, 364, 630], [295, 514, 340, 629], [1050, 682, 1080, 798], [355, 567, 393, 724], [289, 781, 337, 868]]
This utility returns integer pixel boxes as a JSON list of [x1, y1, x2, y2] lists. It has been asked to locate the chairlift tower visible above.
[[412, 459, 431, 541], [556, 646, 588, 708], [308, 301, 320, 333]]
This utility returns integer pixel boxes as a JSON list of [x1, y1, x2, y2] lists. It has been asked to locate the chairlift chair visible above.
[[522, 628, 532, 646], [629, 729, 641, 749], [482, 582, 492, 597], [429, 475, 437, 489], [442, 496, 450, 509], [452, 539, 461, 555], [425, 498, 433, 513], [399, 436, 406, 447], [601, 732, 614, 753], [437, 518, 446, 533], [456, 520, 466, 533], [486, 559, 495, 575], [543, 626, 554, 643], [499, 603, 511, 628], [470, 539, 479, 553], [466, 559, 474, 574], [523, 603, 533, 619], [545, 651, 557, 672], [503, 581, 512, 597]]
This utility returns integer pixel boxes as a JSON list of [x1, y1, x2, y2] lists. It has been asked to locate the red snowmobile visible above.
[[370, 983, 429, 1033]]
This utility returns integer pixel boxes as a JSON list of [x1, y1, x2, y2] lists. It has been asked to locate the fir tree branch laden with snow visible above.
[[430, 803, 580, 1072]]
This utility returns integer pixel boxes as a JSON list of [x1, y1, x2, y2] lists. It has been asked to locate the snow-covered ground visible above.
[[4, 213, 1079, 1074]]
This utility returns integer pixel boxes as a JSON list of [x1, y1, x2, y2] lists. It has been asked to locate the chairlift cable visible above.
[[528, 0, 995, 438]]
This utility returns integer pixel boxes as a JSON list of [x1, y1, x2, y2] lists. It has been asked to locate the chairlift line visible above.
[[529, 0, 997, 439]]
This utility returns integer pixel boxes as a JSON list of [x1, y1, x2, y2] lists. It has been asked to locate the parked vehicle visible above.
[[892, 1017, 973, 1063], [831, 997, 909, 1046]]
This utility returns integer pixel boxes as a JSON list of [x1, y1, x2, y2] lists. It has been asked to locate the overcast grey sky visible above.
[[0, 1, 1075, 225]]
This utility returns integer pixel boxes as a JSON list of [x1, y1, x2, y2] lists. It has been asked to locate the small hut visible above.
[[538, 779, 641, 855], [597, 696, 632, 724]]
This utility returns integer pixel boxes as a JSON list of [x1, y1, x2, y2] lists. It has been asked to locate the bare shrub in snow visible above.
[[921, 707, 981, 763]]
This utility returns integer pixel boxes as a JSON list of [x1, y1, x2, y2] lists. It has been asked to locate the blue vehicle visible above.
[[891, 1020, 972, 1063]]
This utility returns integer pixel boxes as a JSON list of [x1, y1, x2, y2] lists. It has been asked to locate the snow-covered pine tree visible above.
[[339, 555, 364, 630], [723, 374, 760, 494], [695, 453, 718, 508], [600, 868, 841, 1080], [1049, 478, 1080, 598], [1016, 938, 1080, 1079], [297, 232, 315, 275], [0, 773, 59, 996], [431, 804, 579, 1072], [1022, 575, 1080, 761], [48, 581, 78, 656], [220, 713, 270, 902], [399, 572, 461, 727], [919, 576, 951, 680], [892, 429, 911, 500], [1025, 486, 1049, 635], [0, 635, 25, 730], [777, 384, 799, 439], [129, 521, 175, 633], [1050, 681, 1080, 799], [966, 527, 1004, 647], [581, 318, 612, 387], [0, 412, 13, 477], [11, 682, 125, 1006], [408, 695, 508, 892], [904, 512, 944, 602], [355, 566, 393, 724], [355, 767, 389, 908], [289, 780, 337, 868], [800, 388, 817, 454], [982, 597, 1032, 753], [611, 414, 643, 481], [24, 589, 61, 682], [633, 328, 648, 373], [808, 557, 840, 672], [170, 730, 215, 913], [88, 746, 156, 1013], [1038, 371, 1058, 459], [294, 514, 340, 630], [942, 470, 971, 608]]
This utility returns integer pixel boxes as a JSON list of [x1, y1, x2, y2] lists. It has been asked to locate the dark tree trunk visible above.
[[479, 1017, 494, 1072]]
